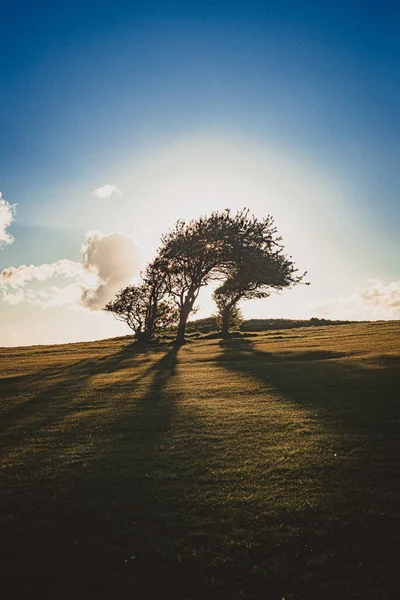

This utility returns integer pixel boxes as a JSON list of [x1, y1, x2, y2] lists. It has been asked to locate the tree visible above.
[[214, 296, 243, 337], [157, 209, 301, 345], [213, 243, 306, 337], [104, 265, 178, 341]]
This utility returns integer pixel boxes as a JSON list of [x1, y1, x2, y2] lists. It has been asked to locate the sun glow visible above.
[[111, 134, 356, 276], [78, 132, 361, 321]]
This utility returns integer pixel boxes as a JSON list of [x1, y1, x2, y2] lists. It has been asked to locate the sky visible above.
[[0, 0, 399, 346]]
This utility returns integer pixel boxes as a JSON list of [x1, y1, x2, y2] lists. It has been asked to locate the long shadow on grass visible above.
[[0, 338, 166, 397], [0, 340, 170, 447], [2, 346, 180, 599], [3, 339, 400, 599], [213, 337, 400, 597], [217, 337, 400, 439]]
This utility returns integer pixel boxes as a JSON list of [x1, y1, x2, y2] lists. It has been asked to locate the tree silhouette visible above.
[[157, 209, 303, 345], [104, 264, 177, 342], [213, 244, 306, 337]]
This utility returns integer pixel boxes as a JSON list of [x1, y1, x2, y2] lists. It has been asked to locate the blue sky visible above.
[[1, 1, 399, 345]]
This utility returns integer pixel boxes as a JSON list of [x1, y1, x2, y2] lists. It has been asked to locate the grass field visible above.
[[1, 322, 399, 599]]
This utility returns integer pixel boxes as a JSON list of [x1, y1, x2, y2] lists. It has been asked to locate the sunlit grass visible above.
[[1, 322, 399, 599]]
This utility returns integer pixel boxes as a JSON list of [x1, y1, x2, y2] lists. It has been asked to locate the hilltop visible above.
[[186, 316, 356, 335]]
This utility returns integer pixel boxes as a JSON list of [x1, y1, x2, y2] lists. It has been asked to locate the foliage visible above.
[[104, 208, 305, 343], [155, 210, 245, 344], [214, 296, 243, 337], [212, 220, 306, 335], [104, 266, 178, 341], [157, 208, 303, 344]]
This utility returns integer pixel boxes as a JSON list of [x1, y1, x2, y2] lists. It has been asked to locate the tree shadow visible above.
[[1, 345, 180, 599], [217, 337, 400, 438], [0, 340, 173, 445], [213, 337, 400, 597], [2, 337, 400, 599]]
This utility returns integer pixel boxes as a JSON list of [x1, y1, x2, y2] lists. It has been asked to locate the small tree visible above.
[[214, 295, 243, 337], [213, 247, 306, 337], [104, 265, 178, 341]]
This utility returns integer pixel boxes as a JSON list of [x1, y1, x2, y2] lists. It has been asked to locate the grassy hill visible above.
[[1, 322, 399, 599], [186, 315, 355, 333]]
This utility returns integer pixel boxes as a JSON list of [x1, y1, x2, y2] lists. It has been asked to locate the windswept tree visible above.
[[213, 244, 306, 337], [214, 296, 243, 335], [104, 264, 178, 341], [157, 209, 298, 345]]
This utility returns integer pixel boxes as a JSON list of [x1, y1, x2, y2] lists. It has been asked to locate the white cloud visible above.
[[0, 285, 86, 310], [92, 184, 123, 199], [36, 283, 86, 309], [0, 259, 87, 288], [0, 231, 142, 311], [80, 231, 141, 310], [1, 289, 26, 305], [0, 259, 92, 308], [0, 192, 16, 247], [358, 280, 400, 310], [311, 280, 400, 321]]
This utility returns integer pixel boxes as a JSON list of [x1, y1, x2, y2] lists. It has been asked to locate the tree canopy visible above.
[[213, 240, 306, 336], [105, 209, 307, 345], [104, 265, 178, 341]]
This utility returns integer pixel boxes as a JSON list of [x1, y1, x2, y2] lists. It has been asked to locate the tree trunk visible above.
[[221, 307, 230, 338], [175, 309, 189, 345], [136, 330, 148, 342], [175, 297, 194, 346], [144, 295, 157, 342], [146, 308, 155, 342]]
